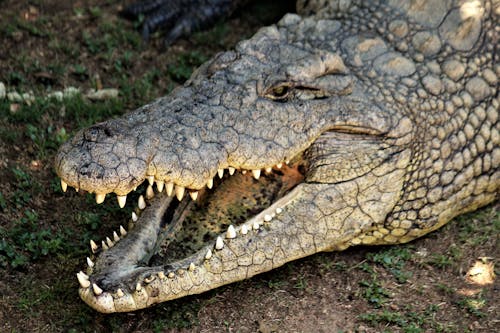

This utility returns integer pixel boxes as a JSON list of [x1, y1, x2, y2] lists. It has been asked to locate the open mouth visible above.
[[68, 156, 306, 312]]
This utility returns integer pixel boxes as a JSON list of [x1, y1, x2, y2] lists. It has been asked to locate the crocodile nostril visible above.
[[83, 125, 114, 142]]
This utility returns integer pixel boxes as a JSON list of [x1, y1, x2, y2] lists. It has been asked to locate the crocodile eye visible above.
[[265, 84, 292, 101]]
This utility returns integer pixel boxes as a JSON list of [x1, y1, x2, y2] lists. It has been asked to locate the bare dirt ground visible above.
[[0, 1, 498, 332]]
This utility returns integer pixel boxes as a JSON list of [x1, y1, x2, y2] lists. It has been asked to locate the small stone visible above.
[[86, 88, 119, 101], [0, 82, 5, 99], [7, 91, 23, 102]]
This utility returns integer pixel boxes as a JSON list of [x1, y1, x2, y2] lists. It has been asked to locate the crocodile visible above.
[[55, 0, 499, 313]]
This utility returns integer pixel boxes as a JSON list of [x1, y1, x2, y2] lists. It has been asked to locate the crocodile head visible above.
[[54, 3, 498, 313]]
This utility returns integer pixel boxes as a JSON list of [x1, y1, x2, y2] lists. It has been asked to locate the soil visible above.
[[0, 1, 498, 332]]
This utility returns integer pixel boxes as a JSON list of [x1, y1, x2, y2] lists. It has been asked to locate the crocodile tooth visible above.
[[138, 195, 146, 209], [95, 193, 106, 204], [117, 195, 127, 208], [60, 179, 68, 192], [189, 191, 198, 201], [168, 272, 175, 278], [106, 237, 114, 248], [90, 239, 98, 253], [226, 225, 237, 239], [189, 263, 196, 271], [253, 221, 260, 230], [206, 178, 213, 189], [144, 275, 155, 283], [166, 182, 174, 196], [205, 249, 213, 260], [156, 180, 164, 192], [77, 271, 90, 288], [218, 168, 224, 178], [241, 225, 248, 235], [133, 186, 137, 191], [101, 240, 109, 250], [113, 231, 120, 242], [175, 186, 185, 201], [158, 271, 165, 279], [75, 187, 79, 192], [86, 257, 94, 268], [116, 288, 124, 297], [264, 214, 272, 222], [119, 225, 127, 236], [276, 163, 283, 169], [147, 175, 154, 186], [228, 167, 235, 175], [265, 167, 272, 173], [285, 160, 290, 164], [242, 170, 247, 175], [252, 169, 261, 180], [92, 283, 103, 295], [146, 185, 154, 199], [215, 236, 224, 250], [276, 207, 283, 214], [131, 212, 138, 222], [136, 282, 142, 291]]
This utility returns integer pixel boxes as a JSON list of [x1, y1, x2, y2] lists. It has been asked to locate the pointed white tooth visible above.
[[156, 180, 164, 192], [285, 160, 290, 164], [175, 186, 185, 201], [242, 170, 247, 175], [265, 167, 272, 173], [205, 249, 213, 260], [117, 195, 127, 208], [136, 282, 142, 291], [101, 240, 109, 250], [133, 186, 137, 191], [90, 240, 98, 253], [106, 237, 114, 248], [147, 175, 154, 186], [189, 191, 198, 201], [120, 225, 127, 236], [165, 182, 174, 196], [228, 167, 235, 175], [158, 271, 165, 279], [86, 257, 94, 268], [92, 283, 103, 295], [276, 163, 283, 169], [138, 195, 146, 210], [113, 231, 120, 242], [189, 263, 196, 271], [75, 187, 79, 192], [264, 214, 272, 222], [144, 275, 155, 283], [116, 288, 124, 297], [77, 272, 90, 288], [60, 179, 68, 192], [241, 225, 248, 235], [253, 221, 260, 230], [95, 193, 106, 204], [252, 169, 261, 180], [206, 178, 213, 189], [226, 225, 237, 239], [215, 236, 224, 250], [131, 212, 138, 222], [218, 168, 224, 178], [168, 272, 175, 278], [276, 207, 283, 214], [146, 185, 154, 199]]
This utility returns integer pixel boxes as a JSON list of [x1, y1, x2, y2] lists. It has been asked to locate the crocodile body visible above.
[[55, 0, 499, 313]]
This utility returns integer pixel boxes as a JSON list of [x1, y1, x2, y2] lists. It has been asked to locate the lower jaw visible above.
[[78, 163, 305, 311]]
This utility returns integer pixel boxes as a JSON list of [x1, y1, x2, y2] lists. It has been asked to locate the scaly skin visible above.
[[55, 0, 499, 313]]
